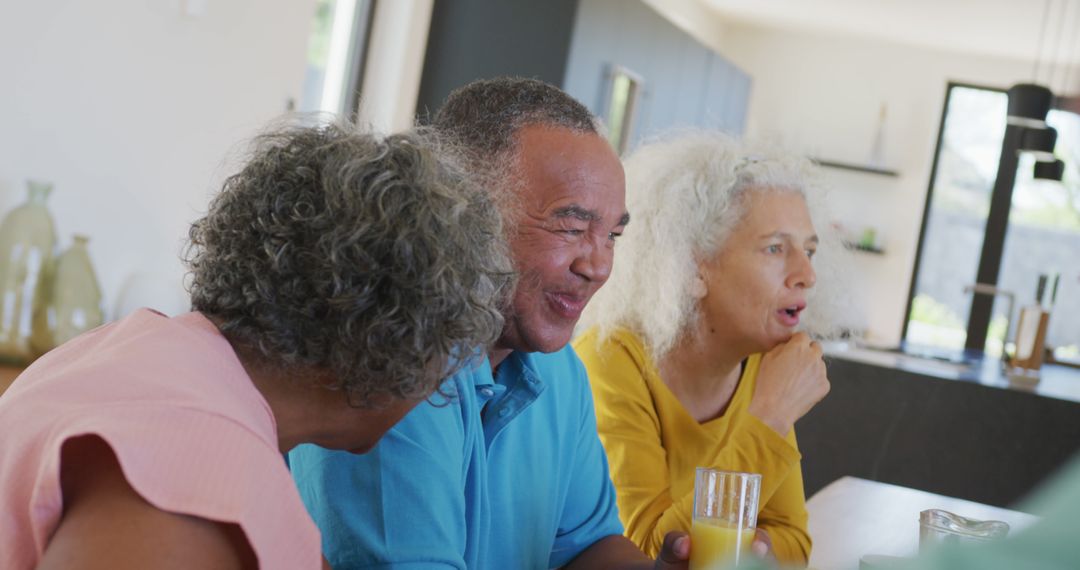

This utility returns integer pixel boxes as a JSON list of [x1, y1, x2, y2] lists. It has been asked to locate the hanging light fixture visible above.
[[1034, 158, 1065, 180], [1008, 0, 1059, 126], [1009, 0, 1077, 180], [1007, 84, 1054, 126], [1056, 0, 1080, 114], [1019, 125, 1058, 158], [1029, 0, 1080, 181]]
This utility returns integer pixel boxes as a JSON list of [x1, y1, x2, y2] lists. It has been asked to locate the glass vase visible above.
[[0, 181, 58, 363], [32, 234, 104, 354]]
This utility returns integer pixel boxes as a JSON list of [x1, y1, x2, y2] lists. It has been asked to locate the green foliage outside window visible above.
[[307, 0, 335, 69]]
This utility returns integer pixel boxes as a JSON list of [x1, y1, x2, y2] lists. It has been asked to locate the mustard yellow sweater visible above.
[[573, 327, 811, 565]]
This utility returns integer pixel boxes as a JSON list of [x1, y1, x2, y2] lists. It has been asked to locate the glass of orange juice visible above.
[[690, 468, 761, 570]]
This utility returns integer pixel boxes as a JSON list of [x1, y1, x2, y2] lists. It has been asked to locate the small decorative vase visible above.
[[32, 234, 104, 354], [0, 181, 58, 363]]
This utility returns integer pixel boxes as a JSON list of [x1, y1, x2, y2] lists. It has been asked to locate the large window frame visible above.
[[299, 0, 376, 117], [902, 82, 1004, 352], [903, 81, 1079, 359]]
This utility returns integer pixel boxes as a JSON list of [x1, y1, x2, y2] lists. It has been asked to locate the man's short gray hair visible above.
[[430, 77, 603, 218], [432, 76, 599, 162]]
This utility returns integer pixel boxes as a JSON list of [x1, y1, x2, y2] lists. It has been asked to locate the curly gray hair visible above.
[[185, 122, 513, 406], [577, 130, 855, 359]]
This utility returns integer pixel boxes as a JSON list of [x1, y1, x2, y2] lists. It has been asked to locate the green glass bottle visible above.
[[0, 181, 58, 363], [36, 234, 104, 352]]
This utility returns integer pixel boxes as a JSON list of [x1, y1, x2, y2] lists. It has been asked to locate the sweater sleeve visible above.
[[755, 427, 812, 565], [680, 410, 810, 565], [700, 373, 811, 565]]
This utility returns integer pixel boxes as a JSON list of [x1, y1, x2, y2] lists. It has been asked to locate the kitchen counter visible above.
[[824, 343, 1080, 404], [795, 347, 1080, 509]]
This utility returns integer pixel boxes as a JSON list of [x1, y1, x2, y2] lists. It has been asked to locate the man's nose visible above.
[[570, 241, 613, 284]]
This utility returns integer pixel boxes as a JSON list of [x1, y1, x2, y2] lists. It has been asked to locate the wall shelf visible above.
[[812, 158, 899, 177], [844, 241, 886, 255]]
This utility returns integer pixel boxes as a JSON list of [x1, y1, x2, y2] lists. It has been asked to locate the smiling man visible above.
[[289, 78, 689, 569], [493, 124, 630, 359]]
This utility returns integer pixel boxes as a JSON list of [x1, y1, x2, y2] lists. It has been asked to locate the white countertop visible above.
[[807, 476, 1038, 570]]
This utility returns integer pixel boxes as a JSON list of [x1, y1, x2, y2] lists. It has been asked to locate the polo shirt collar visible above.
[[475, 350, 548, 447]]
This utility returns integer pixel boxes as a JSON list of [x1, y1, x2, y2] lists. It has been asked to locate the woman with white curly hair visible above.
[[574, 131, 848, 566]]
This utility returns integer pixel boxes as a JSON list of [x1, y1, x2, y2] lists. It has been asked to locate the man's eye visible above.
[[766, 244, 783, 254], [806, 248, 817, 260], [608, 231, 623, 241], [561, 229, 585, 236]]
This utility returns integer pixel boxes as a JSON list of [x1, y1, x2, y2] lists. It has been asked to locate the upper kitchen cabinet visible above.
[[562, 0, 751, 153], [414, 0, 581, 119], [412, 0, 748, 154]]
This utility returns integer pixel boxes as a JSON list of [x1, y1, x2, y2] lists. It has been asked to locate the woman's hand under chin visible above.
[[747, 332, 830, 436]]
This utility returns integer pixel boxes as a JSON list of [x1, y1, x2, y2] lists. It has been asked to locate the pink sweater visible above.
[[0, 309, 321, 569]]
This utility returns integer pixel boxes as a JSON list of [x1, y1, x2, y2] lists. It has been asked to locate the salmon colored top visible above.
[[0, 309, 322, 569]]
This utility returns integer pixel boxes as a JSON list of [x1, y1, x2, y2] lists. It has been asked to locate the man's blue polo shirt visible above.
[[288, 346, 623, 569]]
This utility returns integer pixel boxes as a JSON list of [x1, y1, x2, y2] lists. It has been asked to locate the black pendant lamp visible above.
[[1034, 158, 1065, 180], [1007, 83, 1055, 125], [1020, 125, 1058, 159]]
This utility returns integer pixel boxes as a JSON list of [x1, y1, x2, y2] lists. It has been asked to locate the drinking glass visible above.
[[690, 468, 762, 569], [918, 509, 1009, 551]]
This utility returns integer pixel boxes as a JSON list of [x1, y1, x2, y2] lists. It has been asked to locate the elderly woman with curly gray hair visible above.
[[0, 122, 512, 569], [575, 131, 850, 567]]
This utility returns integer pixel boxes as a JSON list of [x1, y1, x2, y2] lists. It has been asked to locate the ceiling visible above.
[[702, 0, 1080, 65]]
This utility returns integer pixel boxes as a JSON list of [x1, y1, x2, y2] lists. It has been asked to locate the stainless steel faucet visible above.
[[963, 283, 1016, 366]]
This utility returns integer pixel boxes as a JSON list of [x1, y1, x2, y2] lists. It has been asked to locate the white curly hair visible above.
[[576, 130, 860, 360]]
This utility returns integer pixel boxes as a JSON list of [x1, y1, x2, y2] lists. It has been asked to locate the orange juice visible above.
[[689, 518, 755, 569]]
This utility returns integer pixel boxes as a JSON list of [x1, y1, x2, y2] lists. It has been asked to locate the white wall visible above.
[[4, 0, 1072, 347], [721, 23, 1077, 346], [0, 0, 315, 319]]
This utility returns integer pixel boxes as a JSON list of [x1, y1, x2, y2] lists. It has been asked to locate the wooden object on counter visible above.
[[0, 365, 24, 397], [807, 476, 1038, 570], [1011, 305, 1050, 371], [1010, 273, 1059, 373]]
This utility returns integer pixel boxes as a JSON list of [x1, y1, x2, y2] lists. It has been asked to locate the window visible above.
[[603, 65, 643, 156], [904, 83, 1080, 363], [299, 0, 374, 116]]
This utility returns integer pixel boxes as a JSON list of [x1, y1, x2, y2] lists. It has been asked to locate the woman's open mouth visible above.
[[776, 304, 806, 327]]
